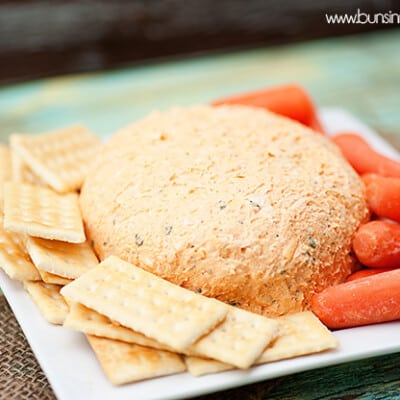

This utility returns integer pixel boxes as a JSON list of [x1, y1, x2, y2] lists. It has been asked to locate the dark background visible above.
[[0, 0, 398, 84]]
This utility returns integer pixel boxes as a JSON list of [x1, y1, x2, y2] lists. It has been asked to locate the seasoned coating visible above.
[[80, 105, 369, 316]]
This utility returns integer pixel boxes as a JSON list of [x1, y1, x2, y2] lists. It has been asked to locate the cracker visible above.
[[11, 150, 33, 183], [185, 356, 232, 377], [61, 256, 228, 351], [189, 306, 278, 369], [185, 311, 338, 376], [87, 335, 186, 385], [26, 236, 98, 279], [64, 303, 174, 352], [3, 182, 85, 243], [24, 281, 69, 325], [10, 125, 101, 193], [0, 144, 12, 182], [0, 144, 12, 208], [10, 145, 46, 186], [256, 311, 338, 364], [0, 213, 40, 281], [37, 269, 73, 285]]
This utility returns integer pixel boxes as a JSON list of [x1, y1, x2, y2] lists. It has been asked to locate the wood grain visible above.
[[255, 352, 400, 400], [0, 29, 399, 141], [0, 0, 398, 84]]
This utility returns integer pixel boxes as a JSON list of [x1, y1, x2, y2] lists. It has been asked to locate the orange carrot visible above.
[[345, 267, 397, 282], [362, 174, 400, 222], [332, 133, 400, 177], [352, 220, 400, 268], [212, 84, 323, 132], [311, 268, 400, 329]]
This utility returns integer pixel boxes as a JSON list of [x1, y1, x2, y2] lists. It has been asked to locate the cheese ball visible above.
[[80, 105, 369, 317]]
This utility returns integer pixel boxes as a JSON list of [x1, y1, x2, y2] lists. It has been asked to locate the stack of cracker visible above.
[[0, 126, 339, 387], [61, 256, 338, 384], [0, 126, 100, 324]]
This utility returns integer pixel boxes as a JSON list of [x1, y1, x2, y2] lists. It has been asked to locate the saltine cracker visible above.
[[61, 256, 228, 351], [4, 182, 85, 243]]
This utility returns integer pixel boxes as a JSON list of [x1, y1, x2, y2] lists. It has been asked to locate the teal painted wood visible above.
[[0, 29, 399, 141], [262, 352, 400, 400]]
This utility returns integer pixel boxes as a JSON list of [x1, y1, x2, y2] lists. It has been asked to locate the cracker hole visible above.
[[121, 298, 131, 308], [234, 340, 245, 350], [151, 296, 162, 307], [103, 291, 115, 299], [86, 284, 97, 292], [131, 306, 143, 315], [135, 288, 145, 298], [171, 323, 182, 332], [197, 304, 207, 312]]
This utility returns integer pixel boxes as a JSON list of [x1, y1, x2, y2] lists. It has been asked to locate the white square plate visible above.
[[1, 108, 400, 400]]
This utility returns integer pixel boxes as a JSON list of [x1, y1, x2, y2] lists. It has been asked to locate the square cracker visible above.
[[185, 311, 338, 376], [24, 281, 69, 325], [0, 144, 12, 183], [11, 150, 35, 183], [11, 149, 47, 186], [64, 302, 174, 352], [61, 256, 228, 351], [87, 335, 186, 385], [3, 182, 85, 243], [185, 356, 232, 377], [256, 311, 338, 364], [26, 236, 98, 279], [0, 213, 41, 281], [10, 125, 101, 193], [189, 306, 278, 369], [37, 269, 73, 286], [0, 144, 12, 209]]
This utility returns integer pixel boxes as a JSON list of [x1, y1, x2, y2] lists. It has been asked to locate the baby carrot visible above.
[[362, 174, 400, 222], [352, 220, 400, 268], [212, 84, 323, 132], [345, 267, 397, 282], [332, 133, 400, 177], [311, 268, 400, 329]]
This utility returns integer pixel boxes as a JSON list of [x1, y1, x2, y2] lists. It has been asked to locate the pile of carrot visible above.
[[312, 133, 400, 329], [213, 84, 400, 330]]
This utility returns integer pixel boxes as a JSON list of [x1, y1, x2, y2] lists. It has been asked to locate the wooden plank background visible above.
[[1, 29, 399, 141], [0, 0, 398, 84]]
